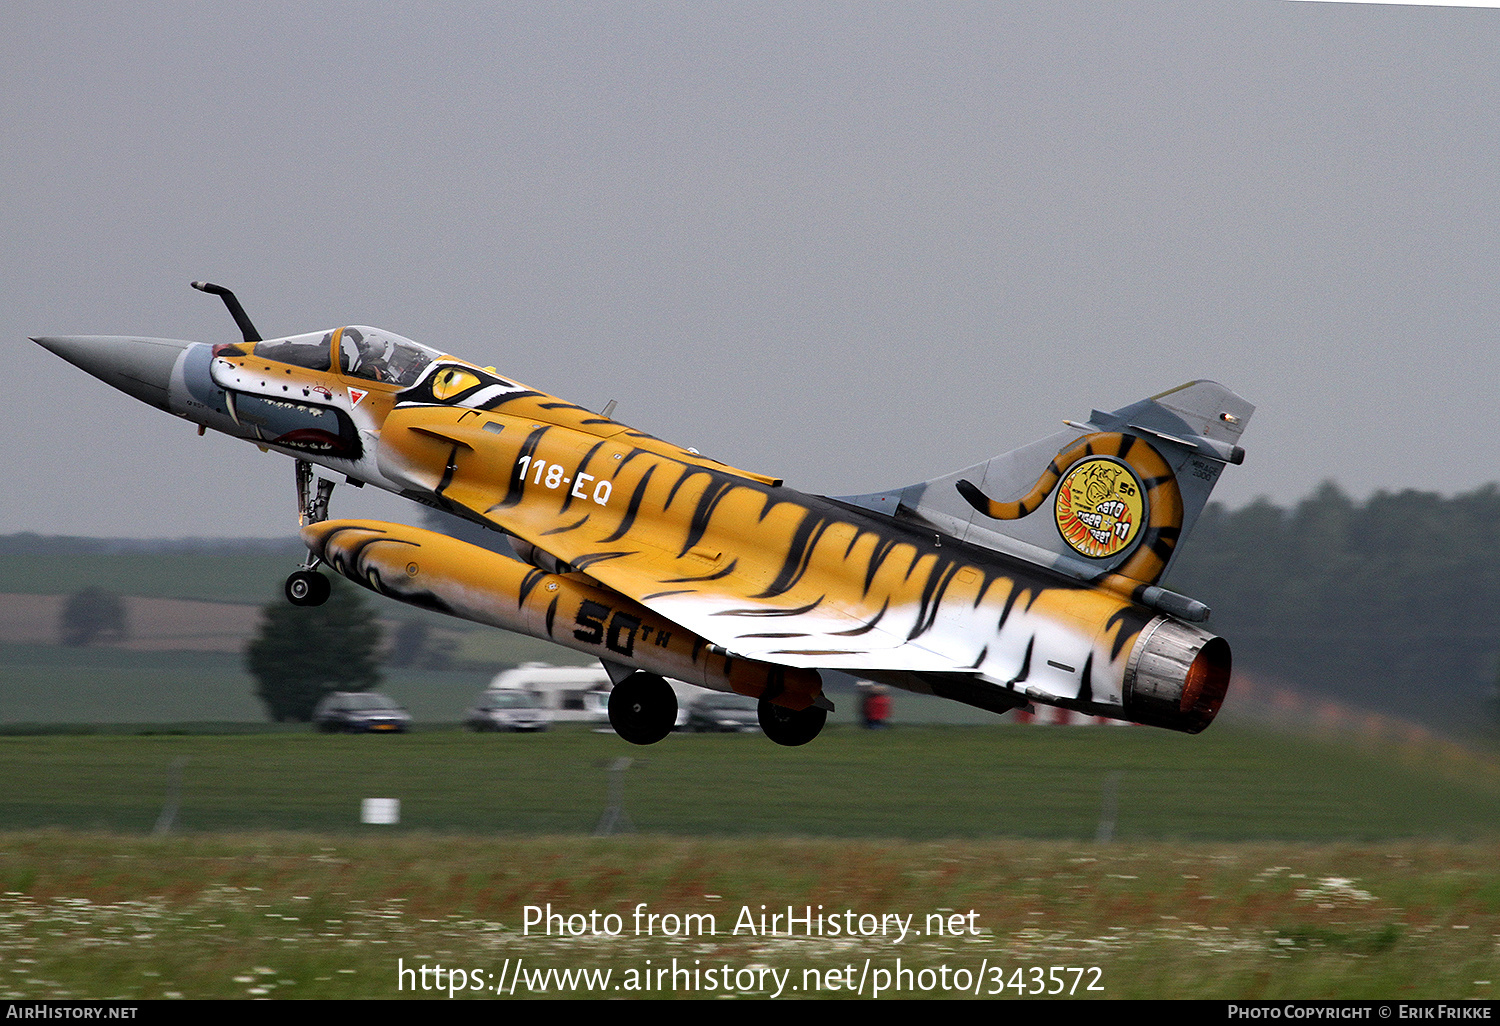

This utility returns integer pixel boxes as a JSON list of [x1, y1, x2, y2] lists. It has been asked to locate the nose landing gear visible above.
[[285, 569, 331, 607], [283, 459, 336, 606]]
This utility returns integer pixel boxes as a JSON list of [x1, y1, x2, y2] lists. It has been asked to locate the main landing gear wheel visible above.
[[285, 570, 331, 607], [608, 672, 678, 746], [758, 700, 827, 747]]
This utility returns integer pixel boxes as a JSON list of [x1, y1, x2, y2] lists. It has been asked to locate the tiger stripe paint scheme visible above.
[[373, 373, 1243, 730], [300, 519, 825, 709], [37, 309, 1251, 734], [378, 403, 1141, 678]]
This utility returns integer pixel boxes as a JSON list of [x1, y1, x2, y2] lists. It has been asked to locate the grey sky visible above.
[[5, 1, 1498, 537]]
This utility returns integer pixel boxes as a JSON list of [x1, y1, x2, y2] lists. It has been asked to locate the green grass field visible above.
[[0, 830, 1494, 1000], [0, 725, 1494, 841], [0, 552, 296, 605], [0, 642, 502, 723], [0, 727, 1494, 1000]]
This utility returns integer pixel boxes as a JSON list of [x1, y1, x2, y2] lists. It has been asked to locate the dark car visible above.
[[464, 689, 552, 732], [313, 692, 412, 733], [684, 692, 761, 733]]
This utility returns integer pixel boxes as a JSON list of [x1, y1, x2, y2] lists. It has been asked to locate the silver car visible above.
[[465, 689, 552, 732], [684, 692, 762, 732], [313, 692, 412, 734]]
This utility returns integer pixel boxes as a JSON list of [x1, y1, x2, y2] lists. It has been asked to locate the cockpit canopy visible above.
[[250, 331, 334, 371], [248, 326, 443, 388], [337, 326, 442, 387]]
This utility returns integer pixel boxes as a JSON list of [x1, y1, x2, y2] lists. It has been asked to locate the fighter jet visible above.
[[34, 282, 1252, 746]]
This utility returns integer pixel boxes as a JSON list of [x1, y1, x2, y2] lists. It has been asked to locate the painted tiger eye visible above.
[[431, 367, 482, 400]]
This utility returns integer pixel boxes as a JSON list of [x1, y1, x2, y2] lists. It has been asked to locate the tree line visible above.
[[1166, 482, 1500, 732]]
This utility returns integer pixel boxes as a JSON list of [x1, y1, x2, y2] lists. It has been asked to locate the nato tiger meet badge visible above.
[[1053, 457, 1145, 559]]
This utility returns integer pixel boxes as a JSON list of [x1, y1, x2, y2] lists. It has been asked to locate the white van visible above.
[[483, 663, 613, 723], [481, 663, 717, 728]]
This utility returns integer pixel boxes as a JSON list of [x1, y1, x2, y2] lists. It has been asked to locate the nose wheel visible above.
[[608, 672, 678, 745], [285, 570, 330, 607]]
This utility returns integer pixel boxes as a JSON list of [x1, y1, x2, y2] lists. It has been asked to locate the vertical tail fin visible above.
[[839, 381, 1253, 601]]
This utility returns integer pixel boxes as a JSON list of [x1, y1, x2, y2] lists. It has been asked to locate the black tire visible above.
[[758, 700, 827, 747], [607, 672, 678, 745], [285, 571, 330, 606]]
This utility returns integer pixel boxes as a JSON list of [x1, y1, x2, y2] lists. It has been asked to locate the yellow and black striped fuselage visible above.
[[373, 395, 1163, 721]]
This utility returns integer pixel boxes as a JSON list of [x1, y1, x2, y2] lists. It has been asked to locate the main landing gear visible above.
[[608, 672, 678, 746], [758, 700, 827, 747], [284, 459, 336, 606], [604, 665, 829, 747]]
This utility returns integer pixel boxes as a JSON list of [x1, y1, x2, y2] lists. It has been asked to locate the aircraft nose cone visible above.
[[33, 335, 194, 411]]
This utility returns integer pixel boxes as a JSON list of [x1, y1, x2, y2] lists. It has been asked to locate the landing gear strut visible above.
[[758, 700, 827, 747], [608, 672, 678, 745], [295, 459, 335, 527], [285, 459, 335, 606]]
